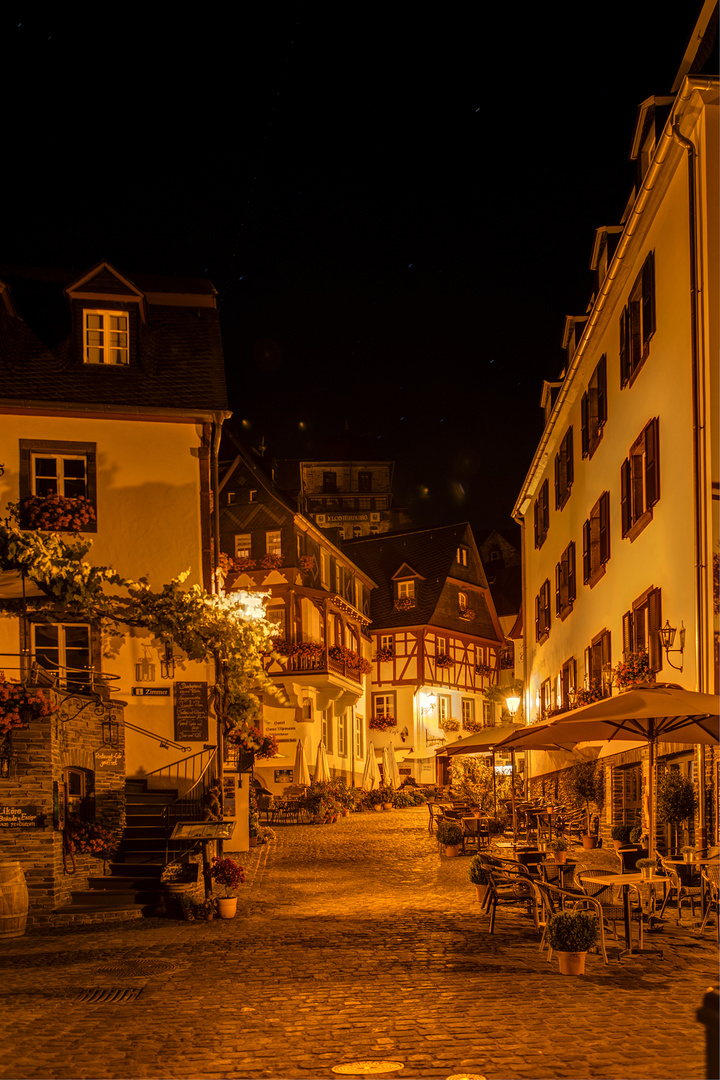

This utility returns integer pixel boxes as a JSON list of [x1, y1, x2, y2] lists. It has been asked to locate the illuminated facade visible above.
[[513, 54, 718, 844]]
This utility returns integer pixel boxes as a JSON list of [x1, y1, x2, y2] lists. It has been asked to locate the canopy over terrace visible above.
[[492, 683, 720, 858], [435, 723, 525, 826]]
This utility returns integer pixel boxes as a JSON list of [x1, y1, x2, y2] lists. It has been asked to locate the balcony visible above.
[[264, 645, 364, 685]]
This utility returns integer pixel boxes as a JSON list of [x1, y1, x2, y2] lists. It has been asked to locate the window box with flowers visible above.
[[328, 645, 372, 675], [394, 596, 416, 611], [12, 494, 96, 533], [435, 653, 453, 669], [461, 717, 483, 734], [475, 663, 494, 678], [373, 647, 394, 663], [439, 716, 460, 733], [573, 685, 605, 707], [298, 555, 314, 575], [612, 651, 653, 689], [259, 553, 285, 570], [459, 609, 476, 621], [65, 815, 119, 862], [0, 674, 57, 736], [369, 716, 397, 731]]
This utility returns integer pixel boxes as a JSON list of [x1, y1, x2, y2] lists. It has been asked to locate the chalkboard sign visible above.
[[174, 682, 209, 742]]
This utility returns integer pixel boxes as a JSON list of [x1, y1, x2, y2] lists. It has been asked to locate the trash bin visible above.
[[696, 986, 718, 1080]]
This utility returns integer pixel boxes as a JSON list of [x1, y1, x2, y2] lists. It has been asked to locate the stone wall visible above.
[[0, 688, 125, 919]]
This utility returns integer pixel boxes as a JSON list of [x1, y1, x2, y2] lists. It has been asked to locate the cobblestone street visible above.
[[0, 806, 717, 1080]]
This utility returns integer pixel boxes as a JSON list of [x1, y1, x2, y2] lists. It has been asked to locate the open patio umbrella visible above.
[[293, 738, 311, 787], [494, 683, 719, 859], [314, 740, 331, 783], [360, 741, 379, 791]]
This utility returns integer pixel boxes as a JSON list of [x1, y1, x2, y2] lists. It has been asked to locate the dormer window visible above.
[[83, 310, 129, 365]]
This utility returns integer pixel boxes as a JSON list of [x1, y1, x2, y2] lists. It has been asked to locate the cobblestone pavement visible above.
[[0, 806, 717, 1080]]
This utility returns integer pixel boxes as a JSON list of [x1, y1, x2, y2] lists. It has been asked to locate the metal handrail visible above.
[[147, 747, 218, 863], [124, 721, 191, 753]]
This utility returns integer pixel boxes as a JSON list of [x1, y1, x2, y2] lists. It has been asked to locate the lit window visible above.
[[234, 534, 251, 559], [266, 530, 282, 555], [622, 587, 662, 672], [397, 581, 415, 602], [456, 547, 468, 566], [585, 629, 612, 697], [84, 310, 129, 365]]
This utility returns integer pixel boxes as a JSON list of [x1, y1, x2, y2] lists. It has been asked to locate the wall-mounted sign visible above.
[[274, 768, 294, 784], [0, 804, 39, 828], [174, 682, 209, 742], [132, 687, 171, 697], [324, 513, 370, 523], [94, 747, 123, 771]]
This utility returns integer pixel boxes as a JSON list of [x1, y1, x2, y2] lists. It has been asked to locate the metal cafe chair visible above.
[[698, 864, 719, 940], [533, 879, 611, 964], [482, 865, 538, 935], [658, 856, 702, 924]]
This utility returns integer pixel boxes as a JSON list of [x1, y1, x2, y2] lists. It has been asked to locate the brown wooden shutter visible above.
[[555, 560, 561, 617], [583, 519, 591, 582], [645, 417, 659, 508], [581, 392, 589, 456], [648, 587, 662, 671], [534, 499, 539, 548], [599, 492, 610, 564], [642, 251, 656, 344], [620, 458, 631, 536], [597, 355, 607, 426], [568, 541, 576, 602], [620, 307, 630, 385], [535, 593, 540, 641], [566, 428, 574, 489], [622, 610, 633, 656], [554, 452, 561, 510]]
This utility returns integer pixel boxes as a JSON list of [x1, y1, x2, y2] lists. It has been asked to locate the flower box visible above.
[[16, 494, 96, 532], [369, 716, 397, 731]]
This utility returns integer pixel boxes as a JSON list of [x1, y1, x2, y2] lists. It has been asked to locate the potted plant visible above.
[[629, 825, 645, 846], [548, 837, 570, 865], [657, 770, 697, 853], [636, 857, 657, 880], [569, 759, 603, 849], [612, 650, 652, 689], [611, 824, 633, 851], [680, 845, 696, 864], [193, 897, 216, 921], [437, 819, 464, 857], [546, 909, 599, 975], [468, 855, 491, 905], [206, 855, 245, 918]]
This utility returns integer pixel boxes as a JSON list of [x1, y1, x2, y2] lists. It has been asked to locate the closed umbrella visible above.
[[494, 683, 719, 859], [361, 742, 379, 791], [386, 742, 401, 789], [314, 741, 331, 783], [293, 738, 311, 787]]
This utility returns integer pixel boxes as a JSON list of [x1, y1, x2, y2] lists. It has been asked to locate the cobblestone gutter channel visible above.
[[0, 806, 716, 1080]]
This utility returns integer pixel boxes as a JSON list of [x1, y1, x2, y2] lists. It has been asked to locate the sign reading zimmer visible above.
[[174, 681, 209, 742]]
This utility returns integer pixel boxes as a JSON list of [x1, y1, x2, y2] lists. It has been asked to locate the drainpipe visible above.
[[671, 119, 708, 853]]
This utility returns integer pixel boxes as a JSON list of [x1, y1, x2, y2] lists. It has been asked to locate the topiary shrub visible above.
[[547, 910, 598, 953]]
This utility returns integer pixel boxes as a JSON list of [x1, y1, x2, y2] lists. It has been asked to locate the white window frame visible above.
[[322, 708, 334, 753], [483, 700, 494, 725], [83, 309, 129, 365], [438, 694, 450, 722], [397, 580, 415, 600], [234, 533, 252, 559], [31, 453, 88, 499], [380, 634, 393, 652], [338, 710, 348, 756], [372, 693, 395, 719], [266, 530, 282, 555], [32, 622, 92, 690], [461, 698, 475, 724], [355, 713, 363, 759]]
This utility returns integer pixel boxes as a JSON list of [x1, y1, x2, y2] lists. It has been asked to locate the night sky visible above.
[[1, 4, 703, 537]]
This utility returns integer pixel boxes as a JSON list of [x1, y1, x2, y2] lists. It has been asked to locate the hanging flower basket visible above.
[[15, 494, 96, 532], [435, 653, 453, 669], [0, 674, 57, 736], [226, 725, 279, 760], [475, 663, 493, 677], [369, 716, 397, 731], [612, 651, 653, 689], [394, 597, 415, 611]]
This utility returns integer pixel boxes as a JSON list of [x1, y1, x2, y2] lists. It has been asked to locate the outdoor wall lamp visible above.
[[135, 647, 156, 682], [505, 695, 521, 718], [101, 715, 121, 747], [418, 692, 436, 716], [160, 642, 175, 679], [658, 620, 685, 672]]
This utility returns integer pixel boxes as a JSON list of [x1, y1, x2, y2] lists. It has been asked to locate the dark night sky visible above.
[[1, 4, 704, 537]]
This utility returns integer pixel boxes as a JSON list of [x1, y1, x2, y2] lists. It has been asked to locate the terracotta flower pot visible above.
[[474, 884, 489, 904], [217, 896, 238, 919], [444, 844, 463, 857], [557, 951, 587, 975], [553, 851, 568, 865], [382, 803, 392, 811], [582, 836, 598, 850], [373, 805, 383, 813]]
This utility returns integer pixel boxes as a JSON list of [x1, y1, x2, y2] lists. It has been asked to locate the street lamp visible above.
[[505, 694, 521, 718]]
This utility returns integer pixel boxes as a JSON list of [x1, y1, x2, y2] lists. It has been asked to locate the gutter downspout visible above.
[[671, 119, 708, 853]]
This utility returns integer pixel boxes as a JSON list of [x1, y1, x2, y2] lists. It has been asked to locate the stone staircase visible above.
[[55, 779, 177, 919]]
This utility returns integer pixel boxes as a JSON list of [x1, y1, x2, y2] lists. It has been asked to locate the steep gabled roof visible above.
[[344, 523, 502, 641]]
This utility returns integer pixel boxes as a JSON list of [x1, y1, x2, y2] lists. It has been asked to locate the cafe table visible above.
[[582, 871, 669, 959]]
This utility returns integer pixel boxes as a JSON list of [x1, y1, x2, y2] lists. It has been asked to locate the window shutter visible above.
[[599, 492, 610, 564], [597, 355, 607, 426], [535, 593, 540, 641], [543, 481, 550, 534], [555, 561, 561, 617], [642, 251, 656, 344], [554, 453, 561, 510], [534, 499, 539, 548], [645, 417, 659, 508], [581, 392, 589, 457], [583, 519, 591, 583], [648, 587, 662, 671], [566, 428, 574, 489], [622, 610, 633, 656], [620, 458, 631, 536], [620, 307, 630, 385], [568, 541, 576, 602]]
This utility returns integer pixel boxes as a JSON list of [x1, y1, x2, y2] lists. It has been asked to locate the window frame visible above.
[[620, 251, 656, 387], [234, 533, 252, 559], [19, 439, 98, 533], [621, 418, 660, 541], [372, 692, 396, 720], [30, 620, 95, 693], [337, 709, 348, 756], [554, 427, 574, 510], [583, 491, 611, 587], [456, 546, 468, 567], [561, 657, 577, 711], [555, 541, 576, 620], [322, 707, 334, 753], [622, 586, 662, 673], [585, 629, 612, 697], [534, 579, 551, 643], [581, 355, 607, 459], [83, 308, 129, 366], [461, 698, 475, 725], [533, 479, 550, 549], [265, 530, 282, 555]]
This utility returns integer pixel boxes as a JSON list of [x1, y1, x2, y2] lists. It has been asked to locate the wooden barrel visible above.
[[0, 861, 29, 939]]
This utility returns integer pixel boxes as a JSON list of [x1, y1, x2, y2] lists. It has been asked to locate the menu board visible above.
[[174, 682, 209, 742]]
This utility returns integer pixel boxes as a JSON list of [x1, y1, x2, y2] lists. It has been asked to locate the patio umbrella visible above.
[[293, 738, 311, 787], [314, 740, 331, 783], [386, 742, 401, 789], [494, 683, 719, 859], [360, 742, 379, 791]]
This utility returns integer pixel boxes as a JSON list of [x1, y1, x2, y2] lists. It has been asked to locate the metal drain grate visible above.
[[93, 959, 181, 977], [75, 987, 144, 1004]]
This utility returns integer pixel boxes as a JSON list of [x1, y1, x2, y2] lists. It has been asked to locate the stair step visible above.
[[89, 874, 164, 890], [110, 860, 164, 875], [125, 792, 178, 805], [55, 900, 147, 915], [71, 888, 160, 906], [123, 825, 169, 839]]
